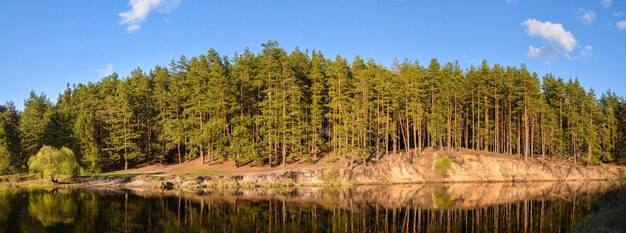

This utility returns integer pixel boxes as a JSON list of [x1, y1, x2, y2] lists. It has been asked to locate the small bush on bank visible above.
[[434, 155, 452, 176]]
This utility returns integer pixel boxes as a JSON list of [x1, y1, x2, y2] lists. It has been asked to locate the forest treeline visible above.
[[0, 41, 625, 173]]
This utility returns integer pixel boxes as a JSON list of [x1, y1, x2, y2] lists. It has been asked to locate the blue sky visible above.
[[1, 0, 625, 108]]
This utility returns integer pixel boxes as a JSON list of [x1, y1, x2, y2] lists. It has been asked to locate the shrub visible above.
[[28, 146, 80, 183], [433, 155, 452, 176]]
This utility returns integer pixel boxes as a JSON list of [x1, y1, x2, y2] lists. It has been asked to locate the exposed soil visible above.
[[81, 148, 625, 189]]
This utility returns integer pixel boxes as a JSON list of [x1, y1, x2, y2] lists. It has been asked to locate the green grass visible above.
[[433, 155, 453, 176], [0, 173, 38, 182]]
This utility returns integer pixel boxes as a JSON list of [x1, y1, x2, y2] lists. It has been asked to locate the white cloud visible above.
[[601, 0, 612, 8], [581, 45, 593, 56], [577, 9, 596, 24], [96, 64, 114, 77], [527, 45, 562, 58], [572, 45, 593, 60], [618, 20, 626, 30], [614, 11, 626, 17], [119, 0, 182, 33], [522, 19, 577, 58]]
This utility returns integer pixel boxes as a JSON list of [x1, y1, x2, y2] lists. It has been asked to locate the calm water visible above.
[[0, 182, 615, 233]]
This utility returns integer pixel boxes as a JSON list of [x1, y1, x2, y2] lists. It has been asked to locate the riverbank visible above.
[[76, 149, 626, 189], [3, 149, 624, 189]]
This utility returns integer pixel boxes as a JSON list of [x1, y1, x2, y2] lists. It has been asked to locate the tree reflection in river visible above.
[[0, 181, 617, 232]]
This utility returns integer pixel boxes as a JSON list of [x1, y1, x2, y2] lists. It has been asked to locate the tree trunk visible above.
[[541, 113, 545, 160], [524, 103, 529, 160], [495, 98, 499, 153], [447, 101, 452, 151], [484, 95, 489, 152], [200, 144, 204, 165]]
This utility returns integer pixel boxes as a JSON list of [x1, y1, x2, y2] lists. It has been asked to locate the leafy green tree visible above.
[[28, 146, 80, 182]]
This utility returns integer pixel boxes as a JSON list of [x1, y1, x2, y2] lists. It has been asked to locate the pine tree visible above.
[[19, 91, 52, 164], [258, 41, 284, 165], [74, 112, 99, 172], [164, 56, 189, 164], [106, 76, 142, 170], [350, 56, 373, 162], [0, 102, 21, 172], [205, 49, 234, 163], [308, 51, 327, 160], [5, 43, 625, 172], [425, 59, 445, 150], [327, 55, 353, 158], [584, 89, 599, 165], [229, 48, 260, 165], [151, 65, 171, 163], [398, 59, 425, 160], [597, 91, 620, 162]]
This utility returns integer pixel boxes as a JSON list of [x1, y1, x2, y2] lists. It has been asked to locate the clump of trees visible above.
[[0, 146, 12, 175], [28, 146, 80, 183], [0, 41, 625, 172]]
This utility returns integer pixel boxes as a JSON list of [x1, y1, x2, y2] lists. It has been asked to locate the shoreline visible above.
[[4, 149, 623, 190]]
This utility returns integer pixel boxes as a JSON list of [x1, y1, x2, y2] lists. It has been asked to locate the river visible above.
[[0, 181, 619, 232]]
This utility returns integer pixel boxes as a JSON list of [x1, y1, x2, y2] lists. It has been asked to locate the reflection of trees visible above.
[[0, 188, 13, 232], [28, 191, 77, 226], [0, 183, 615, 232]]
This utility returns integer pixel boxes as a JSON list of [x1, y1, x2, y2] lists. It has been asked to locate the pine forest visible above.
[[1, 41, 625, 174]]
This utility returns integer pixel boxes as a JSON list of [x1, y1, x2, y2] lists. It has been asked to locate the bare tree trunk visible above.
[[495, 98, 499, 153], [523, 100, 529, 160], [447, 101, 452, 151], [587, 113, 593, 167], [484, 95, 489, 151]]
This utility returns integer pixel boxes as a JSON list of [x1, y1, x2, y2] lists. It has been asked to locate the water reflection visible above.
[[0, 182, 616, 232]]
